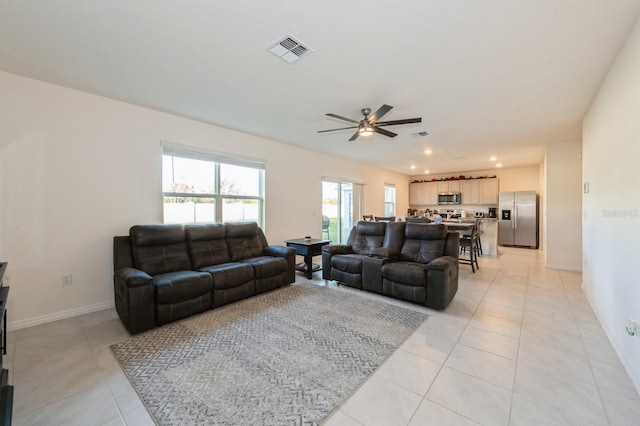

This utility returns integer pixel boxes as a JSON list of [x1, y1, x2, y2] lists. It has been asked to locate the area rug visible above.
[[110, 283, 427, 425]]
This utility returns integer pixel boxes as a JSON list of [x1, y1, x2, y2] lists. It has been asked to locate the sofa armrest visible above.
[[426, 255, 458, 272], [264, 245, 297, 283], [264, 245, 295, 258], [113, 267, 156, 334], [321, 244, 354, 280], [322, 245, 354, 256], [425, 256, 459, 310], [115, 267, 153, 287]]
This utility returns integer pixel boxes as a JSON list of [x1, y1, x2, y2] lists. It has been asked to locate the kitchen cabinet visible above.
[[437, 181, 460, 193], [409, 182, 425, 205], [410, 178, 499, 206], [421, 182, 438, 205], [409, 182, 438, 205], [459, 180, 479, 204], [479, 178, 499, 204]]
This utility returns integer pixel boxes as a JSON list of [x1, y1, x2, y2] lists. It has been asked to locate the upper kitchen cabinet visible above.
[[410, 178, 499, 206], [459, 180, 479, 204], [437, 181, 460, 193], [479, 178, 499, 204], [422, 182, 438, 205], [409, 182, 424, 205], [409, 181, 438, 205]]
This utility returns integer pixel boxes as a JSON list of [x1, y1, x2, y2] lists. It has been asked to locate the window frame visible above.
[[384, 184, 396, 217], [162, 143, 265, 226]]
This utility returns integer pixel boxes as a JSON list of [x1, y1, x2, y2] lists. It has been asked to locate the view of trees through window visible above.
[[162, 153, 264, 225]]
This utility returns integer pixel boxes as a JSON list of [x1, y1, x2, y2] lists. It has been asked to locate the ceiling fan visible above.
[[318, 104, 422, 141]]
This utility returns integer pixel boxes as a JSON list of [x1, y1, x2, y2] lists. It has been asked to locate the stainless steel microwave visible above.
[[438, 192, 461, 205]]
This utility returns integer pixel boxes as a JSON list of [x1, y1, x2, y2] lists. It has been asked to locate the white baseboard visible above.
[[545, 263, 582, 272], [7, 300, 115, 332]]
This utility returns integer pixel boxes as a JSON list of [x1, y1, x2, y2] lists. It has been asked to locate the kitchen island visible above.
[[443, 218, 498, 256]]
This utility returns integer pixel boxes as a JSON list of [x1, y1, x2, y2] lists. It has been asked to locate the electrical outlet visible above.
[[62, 273, 73, 286]]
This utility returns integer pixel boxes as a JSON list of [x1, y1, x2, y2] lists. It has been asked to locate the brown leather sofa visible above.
[[322, 222, 459, 309], [113, 222, 295, 334]]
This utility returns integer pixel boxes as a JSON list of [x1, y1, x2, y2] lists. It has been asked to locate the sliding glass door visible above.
[[322, 180, 362, 244]]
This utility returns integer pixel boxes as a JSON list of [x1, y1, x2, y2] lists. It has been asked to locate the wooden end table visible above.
[[284, 238, 331, 279]]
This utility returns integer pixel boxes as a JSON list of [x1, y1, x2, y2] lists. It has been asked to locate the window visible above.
[[162, 144, 265, 226], [384, 184, 396, 217]]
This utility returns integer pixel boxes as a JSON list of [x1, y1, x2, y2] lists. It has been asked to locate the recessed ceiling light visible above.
[[410, 165, 416, 170], [496, 163, 502, 168], [424, 149, 432, 155], [424, 170, 430, 174], [490, 156, 497, 161]]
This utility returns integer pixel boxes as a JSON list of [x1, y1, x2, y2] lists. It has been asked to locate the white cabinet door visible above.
[[460, 180, 479, 204], [437, 181, 460, 193], [479, 178, 499, 204], [409, 183, 423, 205], [422, 182, 438, 205]]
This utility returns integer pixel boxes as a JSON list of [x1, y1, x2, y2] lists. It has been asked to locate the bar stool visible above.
[[459, 223, 480, 272]]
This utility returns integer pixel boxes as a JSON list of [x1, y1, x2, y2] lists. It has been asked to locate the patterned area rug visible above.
[[110, 283, 427, 425]]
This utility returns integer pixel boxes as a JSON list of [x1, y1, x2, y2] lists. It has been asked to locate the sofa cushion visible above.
[[351, 221, 387, 255], [153, 270, 213, 304], [381, 262, 428, 286], [130, 225, 191, 275], [400, 224, 447, 264], [185, 224, 231, 268], [241, 256, 288, 279], [226, 222, 264, 261], [199, 262, 254, 290]]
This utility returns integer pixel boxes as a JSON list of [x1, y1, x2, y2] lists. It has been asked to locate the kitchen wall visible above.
[[0, 71, 409, 329], [582, 13, 640, 392]]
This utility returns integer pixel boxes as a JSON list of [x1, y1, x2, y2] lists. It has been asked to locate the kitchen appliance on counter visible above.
[[498, 191, 538, 248], [488, 207, 497, 218]]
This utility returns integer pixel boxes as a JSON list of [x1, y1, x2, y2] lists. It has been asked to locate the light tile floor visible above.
[[5, 247, 640, 425]]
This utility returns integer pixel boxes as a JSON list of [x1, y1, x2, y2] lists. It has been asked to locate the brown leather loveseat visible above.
[[113, 222, 295, 334]]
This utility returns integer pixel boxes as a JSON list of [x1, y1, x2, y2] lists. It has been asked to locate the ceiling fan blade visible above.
[[373, 126, 397, 138], [368, 104, 393, 123], [326, 113, 359, 124], [317, 125, 358, 133], [348, 130, 360, 141], [376, 117, 422, 126]]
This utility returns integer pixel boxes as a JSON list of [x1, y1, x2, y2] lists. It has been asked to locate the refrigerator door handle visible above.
[[512, 200, 516, 229]]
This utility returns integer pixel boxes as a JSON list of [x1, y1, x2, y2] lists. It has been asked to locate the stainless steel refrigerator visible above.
[[498, 191, 538, 248]]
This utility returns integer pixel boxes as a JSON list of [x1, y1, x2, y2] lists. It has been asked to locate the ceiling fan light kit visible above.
[[318, 105, 422, 142]]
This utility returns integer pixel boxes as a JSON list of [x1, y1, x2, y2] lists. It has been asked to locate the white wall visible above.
[[544, 140, 582, 271], [0, 71, 409, 328], [583, 14, 640, 391]]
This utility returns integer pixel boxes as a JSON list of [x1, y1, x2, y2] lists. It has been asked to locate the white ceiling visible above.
[[2, 1, 639, 175]]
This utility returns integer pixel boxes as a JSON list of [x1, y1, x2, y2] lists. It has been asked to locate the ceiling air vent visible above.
[[267, 34, 313, 64], [411, 131, 429, 137]]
